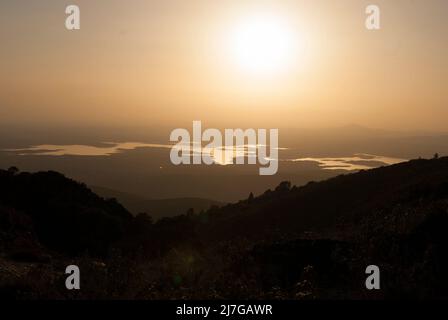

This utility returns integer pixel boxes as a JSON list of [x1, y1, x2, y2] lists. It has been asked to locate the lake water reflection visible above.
[[5, 143, 406, 171]]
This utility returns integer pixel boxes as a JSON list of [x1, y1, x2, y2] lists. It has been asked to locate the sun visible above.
[[229, 13, 297, 75]]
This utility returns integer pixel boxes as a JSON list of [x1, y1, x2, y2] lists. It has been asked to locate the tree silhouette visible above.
[[186, 208, 195, 217], [275, 181, 291, 193], [7, 166, 19, 175]]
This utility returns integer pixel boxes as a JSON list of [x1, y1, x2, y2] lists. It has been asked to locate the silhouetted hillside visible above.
[[0, 168, 133, 256], [198, 157, 448, 241], [1, 158, 448, 299]]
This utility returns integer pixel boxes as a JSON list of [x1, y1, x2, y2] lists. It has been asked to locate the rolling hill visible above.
[[90, 186, 224, 220]]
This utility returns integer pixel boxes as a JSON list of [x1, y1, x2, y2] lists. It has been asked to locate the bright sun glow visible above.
[[230, 13, 297, 74]]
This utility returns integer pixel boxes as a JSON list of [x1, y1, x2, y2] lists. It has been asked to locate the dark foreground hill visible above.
[[1, 158, 448, 299]]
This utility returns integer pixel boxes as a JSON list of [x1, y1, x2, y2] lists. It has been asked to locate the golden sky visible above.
[[1, 0, 447, 131]]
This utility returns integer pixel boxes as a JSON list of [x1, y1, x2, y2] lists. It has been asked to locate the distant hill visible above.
[[91, 186, 225, 220]]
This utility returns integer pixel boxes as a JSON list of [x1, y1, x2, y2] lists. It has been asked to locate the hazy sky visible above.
[[1, 0, 447, 131]]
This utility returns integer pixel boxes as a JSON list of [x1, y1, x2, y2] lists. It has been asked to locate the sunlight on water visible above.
[[4, 143, 404, 171], [289, 153, 407, 170], [5, 142, 173, 156], [4, 142, 282, 165]]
